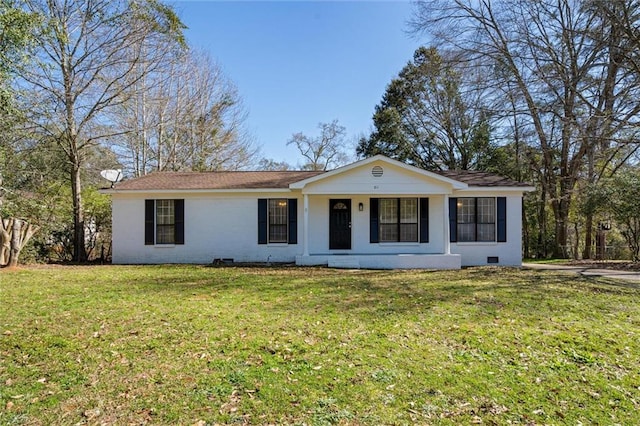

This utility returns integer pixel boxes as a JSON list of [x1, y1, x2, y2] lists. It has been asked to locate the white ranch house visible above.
[[108, 155, 534, 269]]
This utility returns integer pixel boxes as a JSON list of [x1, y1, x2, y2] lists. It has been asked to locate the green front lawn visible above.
[[1, 265, 639, 425]]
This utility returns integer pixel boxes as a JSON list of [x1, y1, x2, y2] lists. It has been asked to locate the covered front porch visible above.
[[288, 156, 467, 270], [295, 192, 457, 269], [295, 253, 462, 270]]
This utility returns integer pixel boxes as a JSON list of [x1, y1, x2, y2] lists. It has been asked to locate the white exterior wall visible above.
[[112, 192, 303, 264], [305, 195, 445, 255], [450, 194, 524, 266], [110, 157, 529, 267]]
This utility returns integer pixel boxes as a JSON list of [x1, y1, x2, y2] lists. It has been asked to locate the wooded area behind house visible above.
[[1, 0, 640, 264], [361, 0, 640, 261]]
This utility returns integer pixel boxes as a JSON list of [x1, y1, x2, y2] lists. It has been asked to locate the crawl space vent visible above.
[[487, 256, 499, 264], [372, 166, 383, 177]]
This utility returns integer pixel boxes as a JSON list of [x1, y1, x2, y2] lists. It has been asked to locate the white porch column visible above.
[[303, 193, 309, 256], [443, 194, 451, 254]]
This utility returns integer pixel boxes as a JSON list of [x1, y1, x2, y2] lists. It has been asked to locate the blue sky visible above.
[[175, 1, 422, 166]]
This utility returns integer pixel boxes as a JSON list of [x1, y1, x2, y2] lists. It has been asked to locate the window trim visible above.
[[455, 197, 496, 243], [155, 199, 176, 245], [378, 197, 419, 243], [370, 197, 429, 244], [145, 199, 184, 246], [257, 198, 297, 245], [268, 198, 288, 244]]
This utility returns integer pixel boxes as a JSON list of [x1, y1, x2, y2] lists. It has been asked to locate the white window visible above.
[[156, 200, 175, 244], [268, 199, 288, 243], [379, 198, 418, 242], [457, 198, 495, 242]]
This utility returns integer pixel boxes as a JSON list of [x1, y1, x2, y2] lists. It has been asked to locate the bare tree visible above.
[[287, 120, 350, 171], [112, 48, 258, 174], [18, 0, 184, 261], [412, 0, 640, 257], [257, 158, 293, 171]]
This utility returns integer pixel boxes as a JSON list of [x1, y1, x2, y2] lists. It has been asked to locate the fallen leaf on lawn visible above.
[[2, 330, 12, 335], [83, 408, 101, 419], [5, 401, 14, 410], [37, 377, 47, 383]]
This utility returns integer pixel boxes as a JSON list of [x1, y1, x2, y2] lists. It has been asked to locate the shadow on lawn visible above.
[[124, 265, 640, 319]]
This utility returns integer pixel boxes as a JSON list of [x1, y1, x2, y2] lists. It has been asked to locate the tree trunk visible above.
[[71, 161, 87, 262], [583, 214, 593, 260], [8, 219, 22, 267], [1, 216, 39, 267], [552, 198, 570, 258], [0, 218, 11, 265], [536, 190, 548, 259], [573, 222, 580, 260], [552, 173, 574, 258]]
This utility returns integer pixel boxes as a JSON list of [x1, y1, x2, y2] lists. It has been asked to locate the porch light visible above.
[[359, 202, 364, 211]]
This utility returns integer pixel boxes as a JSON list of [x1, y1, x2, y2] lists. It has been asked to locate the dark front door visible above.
[[329, 199, 351, 250]]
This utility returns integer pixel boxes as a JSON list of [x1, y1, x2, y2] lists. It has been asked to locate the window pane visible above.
[[477, 224, 495, 242], [457, 223, 476, 242], [477, 198, 495, 224], [156, 200, 175, 244], [380, 224, 398, 242], [269, 224, 287, 243], [400, 198, 417, 223], [379, 199, 397, 224], [400, 224, 417, 242], [457, 198, 475, 224], [477, 198, 495, 241], [268, 199, 288, 243], [156, 199, 174, 225], [156, 224, 175, 244]]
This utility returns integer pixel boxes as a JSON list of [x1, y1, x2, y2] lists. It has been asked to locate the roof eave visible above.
[[454, 186, 537, 193], [107, 188, 296, 194]]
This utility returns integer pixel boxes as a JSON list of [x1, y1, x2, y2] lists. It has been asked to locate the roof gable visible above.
[[289, 155, 467, 191]]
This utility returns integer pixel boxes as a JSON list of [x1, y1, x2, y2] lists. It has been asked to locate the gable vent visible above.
[[372, 166, 383, 177]]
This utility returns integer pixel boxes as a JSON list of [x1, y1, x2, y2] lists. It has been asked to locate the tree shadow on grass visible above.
[[122, 265, 640, 320]]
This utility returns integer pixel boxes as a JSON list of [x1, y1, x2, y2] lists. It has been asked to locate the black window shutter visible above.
[[145, 199, 155, 245], [419, 198, 429, 243], [258, 199, 267, 244], [370, 198, 379, 243], [174, 199, 185, 245], [288, 198, 297, 244], [449, 197, 458, 243], [497, 197, 507, 242]]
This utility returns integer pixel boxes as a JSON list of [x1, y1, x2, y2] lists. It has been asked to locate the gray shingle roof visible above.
[[112, 168, 530, 191], [113, 170, 325, 190], [434, 170, 532, 187]]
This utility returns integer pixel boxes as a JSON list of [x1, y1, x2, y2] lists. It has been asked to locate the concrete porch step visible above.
[[327, 257, 361, 269]]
